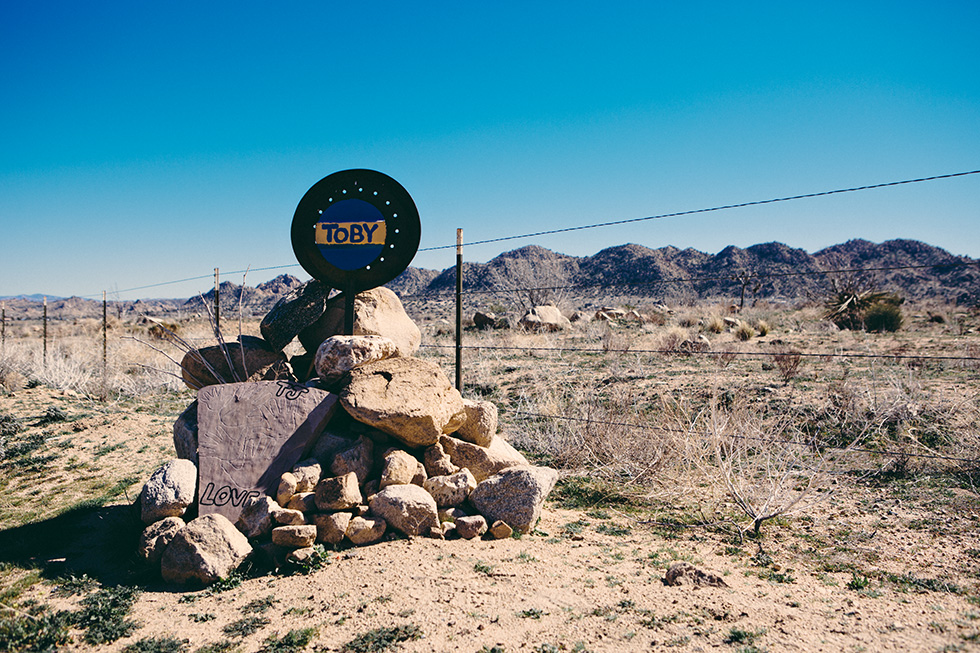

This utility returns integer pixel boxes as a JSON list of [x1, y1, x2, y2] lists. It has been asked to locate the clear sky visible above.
[[1, 1, 978, 299]]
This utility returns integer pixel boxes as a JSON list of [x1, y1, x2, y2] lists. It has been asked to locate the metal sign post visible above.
[[291, 169, 421, 335]]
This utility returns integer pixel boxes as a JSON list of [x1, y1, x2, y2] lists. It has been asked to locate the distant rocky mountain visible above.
[[387, 239, 980, 306], [4, 239, 977, 320]]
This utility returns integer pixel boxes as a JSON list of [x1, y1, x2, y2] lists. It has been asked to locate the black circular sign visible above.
[[291, 169, 421, 293]]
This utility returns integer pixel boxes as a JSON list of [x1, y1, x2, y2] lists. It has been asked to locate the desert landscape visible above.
[[1, 242, 979, 653]]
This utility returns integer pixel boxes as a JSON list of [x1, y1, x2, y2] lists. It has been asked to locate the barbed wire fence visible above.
[[1, 170, 978, 474]]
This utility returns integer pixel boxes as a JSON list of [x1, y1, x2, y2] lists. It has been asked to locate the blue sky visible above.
[[1, 1, 977, 299]]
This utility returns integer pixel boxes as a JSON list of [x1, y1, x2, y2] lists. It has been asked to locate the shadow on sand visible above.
[[0, 501, 153, 587]]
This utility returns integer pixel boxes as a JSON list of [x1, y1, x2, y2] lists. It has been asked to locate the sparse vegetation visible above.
[[341, 624, 422, 652]]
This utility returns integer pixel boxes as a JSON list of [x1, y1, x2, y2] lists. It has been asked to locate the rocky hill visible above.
[[4, 239, 977, 320]]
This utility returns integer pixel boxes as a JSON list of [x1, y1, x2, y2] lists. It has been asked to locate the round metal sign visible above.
[[291, 169, 421, 293]]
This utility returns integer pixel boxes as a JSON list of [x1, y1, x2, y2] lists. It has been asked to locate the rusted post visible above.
[[214, 267, 220, 335], [102, 291, 107, 402], [455, 228, 463, 392], [42, 295, 48, 367]]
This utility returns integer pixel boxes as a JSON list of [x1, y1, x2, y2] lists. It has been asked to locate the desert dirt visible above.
[[1, 302, 980, 652]]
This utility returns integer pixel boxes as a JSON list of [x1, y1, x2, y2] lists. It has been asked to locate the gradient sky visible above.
[[1, 1, 978, 299]]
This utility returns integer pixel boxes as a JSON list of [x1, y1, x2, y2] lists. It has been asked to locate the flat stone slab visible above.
[[197, 381, 338, 523]]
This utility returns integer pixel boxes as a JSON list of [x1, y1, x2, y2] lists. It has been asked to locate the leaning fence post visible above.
[[214, 267, 220, 335], [1, 301, 5, 355], [42, 295, 48, 367], [455, 228, 463, 392]]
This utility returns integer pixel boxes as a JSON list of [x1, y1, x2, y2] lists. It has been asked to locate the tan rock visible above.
[[298, 287, 421, 358], [286, 547, 317, 565], [315, 335, 398, 384], [290, 459, 322, 493], [455, 515, 488, 539], [315, 472, 362, 510], [161, 514, 252, 585], [369, 484, 439, 537], [272, 507, 306, 525], [455, 399, 497, 447], [235, 495, 278, 538], [138, 517, 184, 565], [340, 357, 466, 448], [313, 512, 352, 545], [379, 449, 422, 489], [423, 469, 477, 508], [286, 492, 316, 513], [347, 516, 386, 545], [424, 441, 459, 477], [439, 435, 529, 483], [519, 305, 571, 332], [277, 472, 299, 507], [488, 520, 514, 540], [271, 524, 317, 548]]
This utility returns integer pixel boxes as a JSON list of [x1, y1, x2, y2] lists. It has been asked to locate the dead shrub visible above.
[[704, 316, 725, 334], [769, 347, 803, 381]]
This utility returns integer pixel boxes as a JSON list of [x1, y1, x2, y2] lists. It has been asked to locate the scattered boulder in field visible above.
[[469, 466, 559, 534], [315, 335, 398, 385], [271, 524, 317, 548], [664, 561, 728, 587], [455, 515, 488, 540], [138, 517, 185, 565], [455, 398, 497, 447], [299, 287, 421, 358], [369, 484, 439, 537], [315, 472, 362, 510], [179, 335, 291, 390], [439, 434, 529, 483], [340, 357, 466, 448], [519, 305, 571, 332], [160, 514, 252, 585], [312, 512, 352, 545], [173, 401, 199, 464], [347, 516, 387, 545], [140, 459, 198, 525], [235, 496, 277, 539], [473, 312, 508, 330], [260, 279, 332, 352], [423, 469, 477, 508]]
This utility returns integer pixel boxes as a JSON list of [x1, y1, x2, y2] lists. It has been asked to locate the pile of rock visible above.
[[136, 282, 558, 585]]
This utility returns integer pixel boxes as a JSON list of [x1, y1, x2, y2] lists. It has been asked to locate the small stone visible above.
[[379, 449, 422, 489], [664, 561, 728, 587], [330, 436, 375, 485], [427, 526, 445, 539], [438, 507, 467, 523], [272, 508, 307, 525], [314, 335, 398, 384], [313, 512, 352, 545], [455, 515, 488, 539], [369, 485, 439, 537], [353, 505, 370, 517], [347, 516, 386, 545], [277, 472, 299, 507], [423, 440, 459, 477], [291, 459, 322, 493], [442, 521, 458, 539], [140, 459, 198, 525], [271, 525, 317, 548], [235, 496, 278, 538], [138, 517, 184, 565], [315, 472, 362, 511], [455, 398, 497, 447], [488, 520, 513, 540], [423, 469, 477, 507], [286, 492, 317, 513], [286, 547, 317, 565]]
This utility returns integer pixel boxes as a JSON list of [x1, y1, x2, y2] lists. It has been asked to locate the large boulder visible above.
[[160, 514, 252, 585], [468, 466, 559, 534], [235, 495, 277, 539], [369, 484, 439, 537], [519, 305, 571, 332], [340, 357, 466, 448], [140, 459, 198, 525], [173, 401, 198, 464], [179, 335, 291, 390], [438, 435, 529, 483], [314, 335, 398, 385], [298, 287, 421, 358], [260, 280, 332, 352], [455, 398, 497, 447]]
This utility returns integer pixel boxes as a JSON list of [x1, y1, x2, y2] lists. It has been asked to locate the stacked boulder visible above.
[[137, 281, 558, 584]]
